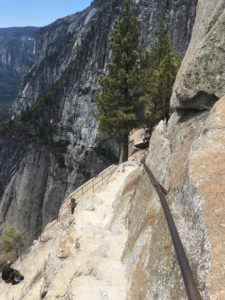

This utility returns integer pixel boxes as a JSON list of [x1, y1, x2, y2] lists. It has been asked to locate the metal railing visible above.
[[0, 164, 117, 267], [142, 160, 202, 300], [63, 164, 117, 203], [57, 164, 117, 217]]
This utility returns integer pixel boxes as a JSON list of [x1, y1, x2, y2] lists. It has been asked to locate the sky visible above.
[[0, 0, 92, 28]]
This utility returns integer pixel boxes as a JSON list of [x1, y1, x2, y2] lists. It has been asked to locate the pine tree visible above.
[[95, 0, 142, 162], [141, 21, 181, 131]]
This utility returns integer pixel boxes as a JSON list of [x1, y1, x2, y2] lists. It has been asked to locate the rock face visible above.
[[13, 0, 197, 114], [137, 0, 197, 53], [124, 115, 210, 299], [1, 0, 225, 299], [122, 100, 225, 299], [0, 0, 197, 243], [0, 27, 37, 74], [0, 135, 68, 242], [171, 0, 225, 109], [0, 27, 38, 120], [122, 0, 225, 298]]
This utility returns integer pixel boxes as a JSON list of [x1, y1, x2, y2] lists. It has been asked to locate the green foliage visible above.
[[21, 80, 61, 120], [0, 227, 22, 253], [19, 79, 62, 143], [0, 119, 20, 135], [51, 140, 70, 168], [95, 3, 180, 161], [95, 0, 142, 145], [140, 21, 181, 128], [0, 63, 62, 136]]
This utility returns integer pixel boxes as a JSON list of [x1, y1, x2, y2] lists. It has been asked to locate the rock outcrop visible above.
[[122, 0, 225, 298], [171, 0, 225, 109], [124, 98, 225, 299]]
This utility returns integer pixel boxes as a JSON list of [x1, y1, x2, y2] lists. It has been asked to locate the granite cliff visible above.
[[123, 0, 225, 298], [0, 27, 38, 121], [1, 0, 224, 299], [0, 0, 197, 244]]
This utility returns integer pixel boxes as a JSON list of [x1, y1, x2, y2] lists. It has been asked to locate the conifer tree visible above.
[[141, 21, 181, 131], [95, 0, 142, 162]]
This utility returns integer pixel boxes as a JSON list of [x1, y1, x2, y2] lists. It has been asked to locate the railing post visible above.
[[108, 172, 110, 183], [40, 228, 42, 242], [82, 187, 84, 196], [92, 180, 94, 193]]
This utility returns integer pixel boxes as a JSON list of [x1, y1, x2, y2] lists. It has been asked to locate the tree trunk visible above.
[[121, 134, 129, 162]]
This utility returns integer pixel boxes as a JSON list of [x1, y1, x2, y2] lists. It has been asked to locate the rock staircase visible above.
[[0, 159, 140, 300]]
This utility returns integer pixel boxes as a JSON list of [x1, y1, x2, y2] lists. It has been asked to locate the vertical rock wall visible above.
[[171, 0, 225, 109], [0, 136, 68, 243], [123, 0, 225, 298]]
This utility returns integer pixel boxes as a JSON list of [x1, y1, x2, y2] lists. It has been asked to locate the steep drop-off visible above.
[[0, 0, 197, 243], [1, 0, 224, 299]]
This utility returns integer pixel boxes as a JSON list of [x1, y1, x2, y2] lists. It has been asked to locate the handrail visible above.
[[63, 164, 116, 202], [142, 160, 202, 300], [0, 164, 117, 266]]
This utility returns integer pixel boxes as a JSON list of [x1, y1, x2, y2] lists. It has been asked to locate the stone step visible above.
[[68, 275, 127, 300]]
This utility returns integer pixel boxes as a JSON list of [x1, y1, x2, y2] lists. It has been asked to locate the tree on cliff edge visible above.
[[140, 21, 181, 130], [95, 0, 142, 162]]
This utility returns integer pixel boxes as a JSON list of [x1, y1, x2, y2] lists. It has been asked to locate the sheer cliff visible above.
[[0, 27, 38, 121], [123, 0, 225, 298], [1, 0, 224, 299], [0, 0, 197, 244]]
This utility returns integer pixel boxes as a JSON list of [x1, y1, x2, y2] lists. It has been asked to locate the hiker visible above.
[[1, 261, 24, 285], [70, 197, 77, 214]]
